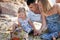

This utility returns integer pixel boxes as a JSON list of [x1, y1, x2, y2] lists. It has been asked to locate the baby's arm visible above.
[[13, 21, 21, 31], [28, 19, 38, 35], [28, 19, 36, 31], [18, 21, 21, 27]]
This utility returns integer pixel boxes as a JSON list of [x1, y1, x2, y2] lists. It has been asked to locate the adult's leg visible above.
[[40, 32, 59, 40]]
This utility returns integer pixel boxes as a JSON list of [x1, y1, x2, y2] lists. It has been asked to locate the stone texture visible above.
[[0, 2, 21, 16]]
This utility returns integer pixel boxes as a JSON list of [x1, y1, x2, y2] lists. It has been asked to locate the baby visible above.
[[17, 7, 38, 35]]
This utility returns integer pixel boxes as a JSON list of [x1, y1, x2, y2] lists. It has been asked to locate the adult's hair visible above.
[[38, 0, 51, 13], [0, 0, 2, 2], [0, 6, 2, 14], [26, 0, 36, 6]]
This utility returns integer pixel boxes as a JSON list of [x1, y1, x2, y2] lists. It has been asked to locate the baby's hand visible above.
[[34, 30, 42, 36], [34, 30, 39, 36]]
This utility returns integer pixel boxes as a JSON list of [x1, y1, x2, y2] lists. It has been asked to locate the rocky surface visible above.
[[0, 2, 29, 16], [0, 2, 20, 16]]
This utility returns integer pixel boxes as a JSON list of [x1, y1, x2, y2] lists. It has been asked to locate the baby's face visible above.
[[18, 12, 26, 18]]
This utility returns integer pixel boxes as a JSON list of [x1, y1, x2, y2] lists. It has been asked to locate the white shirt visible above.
[[26, 10, 42, 22]]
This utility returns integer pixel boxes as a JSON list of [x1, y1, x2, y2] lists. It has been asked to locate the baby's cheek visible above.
[[18, 16, 21, 18]]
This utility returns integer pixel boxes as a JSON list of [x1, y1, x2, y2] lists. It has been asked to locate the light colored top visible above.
[[26, 10, 42, 22], [18, 17, 33, 33]]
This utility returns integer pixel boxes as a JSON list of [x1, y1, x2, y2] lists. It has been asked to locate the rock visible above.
[[0, 2, 21, 16]]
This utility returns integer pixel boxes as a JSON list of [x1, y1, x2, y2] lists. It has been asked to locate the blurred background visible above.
[[0, 0, 57, 40]]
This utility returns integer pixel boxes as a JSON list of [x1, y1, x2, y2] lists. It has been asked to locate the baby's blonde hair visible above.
[[18, 7, 26, 13]]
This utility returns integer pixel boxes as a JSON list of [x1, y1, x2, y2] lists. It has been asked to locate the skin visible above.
[[18, 12, 26, 20], [18, 11, 37, 35], [28, 1, 45, 35], [38, 0, 60, 40], [53, 36, 56, 40], [38, 0, 60, 32], [28, 3, 40, 14], [56, 0, 60, 3], [28, 0, 60, 36]]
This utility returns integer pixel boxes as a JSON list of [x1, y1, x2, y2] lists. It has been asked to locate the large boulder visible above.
[[0, 2, 21, 16]]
